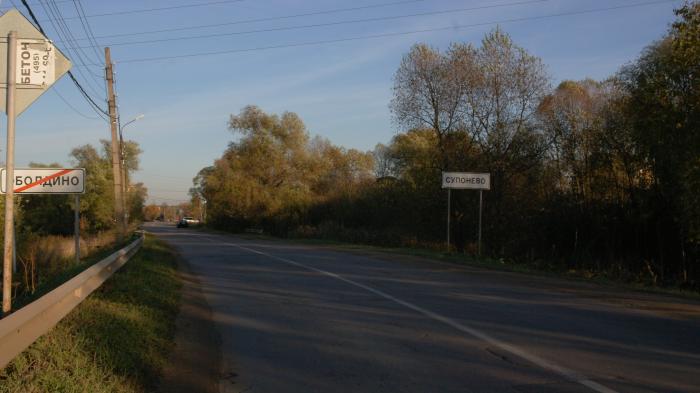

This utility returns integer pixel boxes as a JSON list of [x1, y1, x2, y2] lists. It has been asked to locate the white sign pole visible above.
[[75, 195, 80, 264], [2, 31, 17, 315]]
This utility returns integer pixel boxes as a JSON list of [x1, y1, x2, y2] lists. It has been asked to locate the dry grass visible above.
[[15, 229, 126, 298], [0, 235, 182, 393]]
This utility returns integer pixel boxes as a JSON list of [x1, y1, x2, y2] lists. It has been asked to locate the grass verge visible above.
[[12, 232, 142, 310], [0, 234, 182, 393]]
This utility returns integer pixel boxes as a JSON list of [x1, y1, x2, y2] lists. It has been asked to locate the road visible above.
[[147, 222, 700, 393]]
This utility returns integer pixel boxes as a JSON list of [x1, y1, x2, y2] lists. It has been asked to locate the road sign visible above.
[[0, 9, 72, 115], [1, 9, 74, 314], [442, 171, 491, 256], [442, 172, 491, 190], [1, 168, 85, 194]]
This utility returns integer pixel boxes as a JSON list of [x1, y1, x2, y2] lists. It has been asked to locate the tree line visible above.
[[191, 4, 699, 287], [1, 139, 146, 296]]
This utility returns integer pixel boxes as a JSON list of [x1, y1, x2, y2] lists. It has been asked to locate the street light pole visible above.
[[118, 114, 144, 230]]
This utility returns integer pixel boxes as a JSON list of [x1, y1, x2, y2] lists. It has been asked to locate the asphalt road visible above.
[[147, 222, 700, 393]]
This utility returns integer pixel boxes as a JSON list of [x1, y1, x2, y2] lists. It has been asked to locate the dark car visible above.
[[177, 217, 199, 228]]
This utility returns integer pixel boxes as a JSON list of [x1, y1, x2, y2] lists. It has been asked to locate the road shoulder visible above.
[[158, 250, 222, 393]]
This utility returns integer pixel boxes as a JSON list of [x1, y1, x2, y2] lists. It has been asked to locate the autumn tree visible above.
[[71, 139, 145, 232], [619, 1, 700, 282], [390, 43, 477, 170]]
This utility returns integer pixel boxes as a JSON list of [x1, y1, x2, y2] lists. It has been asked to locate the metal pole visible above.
[[446, 188, 451, 252], [120, 151, 127, 228], [75, 194, 80, 264], [3, 31, 17, 314], [104, 47, 125, 240], [117, 115, 144, 233], [12, 225, 16, 274], [478, 189, 483, 257]]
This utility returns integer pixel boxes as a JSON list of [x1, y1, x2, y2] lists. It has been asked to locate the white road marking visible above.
[[221, 238, 619, 393]]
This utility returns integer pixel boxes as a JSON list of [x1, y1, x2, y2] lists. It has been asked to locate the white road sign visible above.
[[0, 9, 72, 115], [1, 168, 85, 194], [442, 172, 491, 190], [17, 39, 55, 87]]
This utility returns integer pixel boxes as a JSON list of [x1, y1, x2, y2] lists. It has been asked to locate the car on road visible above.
[[176, 217, 200, 228]]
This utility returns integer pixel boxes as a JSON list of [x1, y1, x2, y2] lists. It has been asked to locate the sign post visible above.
[[1, 167, 85, 288], [0, 9, 72, 314], [441, 172, 491, 256], [2, 30, 17, 315], [74, 195, 80, 264], [446, 189, 451, 252]]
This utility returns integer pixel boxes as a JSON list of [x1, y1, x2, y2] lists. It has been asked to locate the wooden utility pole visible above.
[[105, 47, 125, 240]]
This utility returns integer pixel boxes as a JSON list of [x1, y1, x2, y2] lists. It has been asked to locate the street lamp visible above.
[[120, 114, 145, 133], [119, 114, 145, 227]]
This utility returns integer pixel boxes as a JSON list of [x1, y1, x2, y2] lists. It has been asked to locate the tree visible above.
[[70, 144, 114, 232], [619, 1, 700, 281], [390, 43, 477, 169], [143, 204, 161, 221], [17, 162, 73, 235], [199, 106, 316, 230], [462, 28, 549, 175], [127, 183, 147, 223], [69, 139, 145, 232]]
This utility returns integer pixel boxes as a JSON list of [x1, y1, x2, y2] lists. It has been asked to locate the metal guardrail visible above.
[[0, 233, 144, 369]]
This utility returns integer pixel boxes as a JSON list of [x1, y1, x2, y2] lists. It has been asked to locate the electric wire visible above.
[[44, 0, 105, 80], [65, 0, 428, 42], [1, 0, 72, 9], [39, 0, 248, 21], [72, 0, 104, 65], [38, 0, 105, 97], [20, 0, 110, 121], [76, 0, 550, 49], [52, 89, 100, 120], [82, 0, 677, 66]]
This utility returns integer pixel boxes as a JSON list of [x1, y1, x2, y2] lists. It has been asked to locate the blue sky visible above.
[[0, 0, 685, 204]]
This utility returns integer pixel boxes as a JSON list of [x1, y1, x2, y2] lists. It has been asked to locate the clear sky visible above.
[[0, 0, 685, 204]]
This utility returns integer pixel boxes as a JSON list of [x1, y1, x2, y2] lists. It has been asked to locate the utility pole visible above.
[[105, 47, 125, 240], [2, 31, 17, 314]]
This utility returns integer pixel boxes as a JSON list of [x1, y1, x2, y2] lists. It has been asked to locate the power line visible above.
[[72, 0, 104, 64], [68, 72, 110, 120], [47, 0, 104, 72], [77, 0, 550, 49], [39, 0, 105, 94], [52, 88, 100, 120], [62, 0, 428, 42], [38, 0, 248, 21], [2, 0, 72, 8], [19, 0, 110, 120], [86, 0, 678, 66]]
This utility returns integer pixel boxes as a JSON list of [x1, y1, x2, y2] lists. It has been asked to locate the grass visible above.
[[12, 232, 142, 310], [0, 234, 182, 393]]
